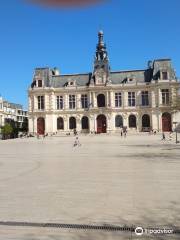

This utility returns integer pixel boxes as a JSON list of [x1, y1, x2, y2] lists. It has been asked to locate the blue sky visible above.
[[0, 0, 180, 108]]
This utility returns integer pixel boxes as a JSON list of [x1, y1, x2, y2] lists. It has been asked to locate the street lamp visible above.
[[173, 121, 179, 144]]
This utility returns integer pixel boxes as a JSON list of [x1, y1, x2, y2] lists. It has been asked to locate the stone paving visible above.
[[0, 133, 180, 239]]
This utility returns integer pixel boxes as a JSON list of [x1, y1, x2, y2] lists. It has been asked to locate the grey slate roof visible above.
[[31, 59, 177, 88], [51, 73, 92, 88]]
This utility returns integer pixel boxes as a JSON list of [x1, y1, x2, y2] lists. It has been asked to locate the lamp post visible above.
[[173, 121, 178, 144]]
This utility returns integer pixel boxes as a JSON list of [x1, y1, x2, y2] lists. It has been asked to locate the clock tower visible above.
[[90, 31, 111, 86]]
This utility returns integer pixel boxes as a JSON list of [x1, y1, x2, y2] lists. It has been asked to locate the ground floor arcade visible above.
[[28, 110, 175, 135]]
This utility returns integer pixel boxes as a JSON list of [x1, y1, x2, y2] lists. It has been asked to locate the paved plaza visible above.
[[0, 133, 180, 239]]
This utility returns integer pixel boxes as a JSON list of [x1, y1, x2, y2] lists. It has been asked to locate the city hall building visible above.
[[28, 31, 180, 135]]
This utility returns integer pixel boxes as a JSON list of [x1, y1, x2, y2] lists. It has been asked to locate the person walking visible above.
[[162, 132, 165, 141], [73, 136, 81, 147], [120, 130, 123, 137]]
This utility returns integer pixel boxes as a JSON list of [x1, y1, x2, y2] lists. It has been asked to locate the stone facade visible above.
[[28, 31, 180, 135]]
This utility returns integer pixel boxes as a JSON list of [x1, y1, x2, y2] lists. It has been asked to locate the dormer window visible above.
[[37, 80, 42, 87], [162, 71, 168, 80]]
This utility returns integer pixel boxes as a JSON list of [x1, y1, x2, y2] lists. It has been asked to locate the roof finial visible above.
[[98, 30, 104, 46]]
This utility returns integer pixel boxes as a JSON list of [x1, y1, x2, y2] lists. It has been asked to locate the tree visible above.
[[1, 123, 13, 139]]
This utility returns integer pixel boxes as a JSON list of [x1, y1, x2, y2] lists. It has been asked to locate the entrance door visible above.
[[162, 112, 172, 132], [37, 117, 45, 135], [142, 114, 150, 131], [97, 115, 107, 133]]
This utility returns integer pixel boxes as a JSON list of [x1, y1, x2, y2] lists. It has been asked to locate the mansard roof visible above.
[[31, 32, 178, 89], [32, 58, 177, 89]]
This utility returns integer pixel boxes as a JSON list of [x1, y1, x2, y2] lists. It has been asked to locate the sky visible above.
[[0, 0, 180, 108]]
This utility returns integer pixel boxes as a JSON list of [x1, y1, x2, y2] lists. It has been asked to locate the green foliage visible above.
[[1, 123, 13, 137]]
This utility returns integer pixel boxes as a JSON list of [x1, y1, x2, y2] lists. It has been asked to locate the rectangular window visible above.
[[162, 71, 168, 80], [141, 91, 149, 106], [161, 89, 170, 105], [115, 93, 122, 107], [69, 95, 76, 109], [128, 92, 136, 106], [38, 96, 44, 110], [38, 80, 42, 87], [56, 96, 63, 110], [81, 94, 88, 109]]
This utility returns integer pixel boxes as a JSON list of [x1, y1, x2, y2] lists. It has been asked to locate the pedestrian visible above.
[[162, 132, 165, 141], [73, 136, 81, 147], [169, 132, 172, 141], [120, 130, 123, 137]]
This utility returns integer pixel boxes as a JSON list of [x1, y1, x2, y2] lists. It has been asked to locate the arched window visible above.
[[37, 117, 45, 135], [81, 116, 89, 130], [57, 117, 64, 130], [162, 112, 172, 132], [115, 115, 123, 128], [69, 117, 76, 130], [142, 114, 150, 128], [97, 94, 105, 107], [129, 115, 137, 128], [96, 114, 107, 133]]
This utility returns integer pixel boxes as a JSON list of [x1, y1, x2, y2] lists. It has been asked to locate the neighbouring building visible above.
[[0, 96, 28, 129], [28, 31, 180, 135]]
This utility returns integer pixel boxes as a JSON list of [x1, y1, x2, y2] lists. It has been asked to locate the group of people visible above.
[[120, 127, 127, 138]]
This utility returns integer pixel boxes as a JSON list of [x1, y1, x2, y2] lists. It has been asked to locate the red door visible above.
[[97, 115, 107, 133], [162, 113, 172, 132], [37, 117, 45, 135]]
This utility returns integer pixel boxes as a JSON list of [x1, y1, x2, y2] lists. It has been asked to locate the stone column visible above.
[[44, 94, 50, 111], [62, 116, 67, 132], [77, 93, 81, 109], [106, 91, 109, 107], [93, 92, 97, 108], [89, 92, 92, 108], [124, 92, 128, 108], [151, 90, 156, 108], [28, 96, 32, 112], [76, 115, 81, 132], [50, 92, 55, 111], [64, 94, 68, 110], [34, 96, 37, 111], [158, 89, 162, 106], [110, 91, 114, 108], [136, 90, 141, 107]]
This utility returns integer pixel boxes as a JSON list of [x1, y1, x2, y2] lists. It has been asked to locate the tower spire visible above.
[[90, 30, 111, 86], [95, 30, 108, 61]]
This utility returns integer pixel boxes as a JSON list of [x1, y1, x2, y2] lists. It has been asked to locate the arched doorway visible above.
[[129, 115, 137, 128], [81, 116, 89, 130], [162, 112, 172, 132], [37, 117, 45, 135], [97, 94, 105, 107], [115, 115, 123, 128], [69, 117, 76, 130], [57, 117, 64, 130], [142, 114, 150, 131], [97, 114, 107, 133]]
